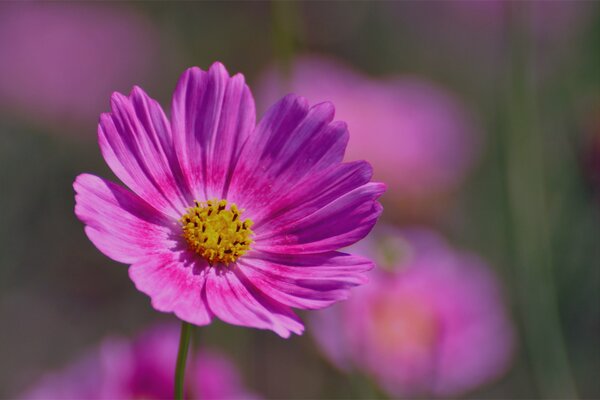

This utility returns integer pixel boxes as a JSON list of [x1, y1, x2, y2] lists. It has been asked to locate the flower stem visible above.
[[175, 320, 193, 400], [505, 3, 577, 397]]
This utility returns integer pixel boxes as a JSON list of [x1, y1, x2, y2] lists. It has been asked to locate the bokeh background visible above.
[[1, 1, 599, 399]]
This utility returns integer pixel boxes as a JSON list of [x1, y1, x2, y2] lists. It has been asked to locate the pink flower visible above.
[[0, 3, 159, 129], [311, 228, 515, 397], [23, 325, 257, 400], [257, 56, 479, 203], [73, 62, 385, 338]]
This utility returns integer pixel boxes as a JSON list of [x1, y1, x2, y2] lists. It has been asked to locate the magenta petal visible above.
[[253, 160, 375, 232], [98, 87, 189, 218], [229, 95, 349, 217], [74, 174, 176, 264], [238, 251, 372, 310], [205, 267, 304, 338], [255, 182, 385, 254], [129, 253, 212, 326], [171, 62, 256, 200]]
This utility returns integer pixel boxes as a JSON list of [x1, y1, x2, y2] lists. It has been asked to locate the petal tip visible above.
[[109, 91, 128, 107], [373, 181, 387, 197], [281, 93, 309, 109], [209, 61, 228, 73], [277, 321, 305, 339], [312, 100, 336, 117], [130, 85, 147, 98]]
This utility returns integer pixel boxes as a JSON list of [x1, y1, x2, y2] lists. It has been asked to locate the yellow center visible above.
[[180, 199, 253, 265]]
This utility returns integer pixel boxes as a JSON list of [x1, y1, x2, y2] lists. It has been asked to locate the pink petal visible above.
[[171, 62, 256, 200], [205, 267, 304, 338], [238, 251, 372, 309], [255, 182, 385, 254], [228, 95, 349, 219], [98, 87, 190, 218], [128, 252, 212, 326], [73, 173, 176, 264], [252, 160, 375, 232]]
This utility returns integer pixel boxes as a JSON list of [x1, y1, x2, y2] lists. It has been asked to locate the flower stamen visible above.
[[180, 199, 253, 265]]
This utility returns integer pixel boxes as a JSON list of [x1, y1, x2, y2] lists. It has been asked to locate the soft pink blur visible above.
[[0, 3, 160, 131], [257, 56, 480, 216], [22, 324, 257, 400], [311, 228, 515, 397]]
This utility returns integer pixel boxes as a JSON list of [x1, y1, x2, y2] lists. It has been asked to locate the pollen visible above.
[[180, 199, 253, 265]]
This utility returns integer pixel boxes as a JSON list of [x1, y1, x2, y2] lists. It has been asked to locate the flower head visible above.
[[311, 228, 515, 397], [22, 325, 257, 400], [74, 62, 385, 337]]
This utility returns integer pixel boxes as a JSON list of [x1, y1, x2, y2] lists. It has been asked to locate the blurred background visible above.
[[0, 1, 599, 399]]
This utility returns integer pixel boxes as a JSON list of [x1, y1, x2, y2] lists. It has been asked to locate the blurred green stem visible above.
[[175, 320, 193, 400], [271, 0, 298, 82], [505, 3, 577, 398]]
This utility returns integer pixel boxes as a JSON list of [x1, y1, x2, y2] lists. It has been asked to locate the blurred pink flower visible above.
[[22, 325, 257, 400], [257, 56, 480, 206], [311, 228, 515, 397], [0, 3, 159, 130]]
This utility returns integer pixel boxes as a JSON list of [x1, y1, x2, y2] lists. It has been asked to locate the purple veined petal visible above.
[[204, 266, 304, 338], [98, 87, 191, 218], [254, 182, 385, 254], [171, 62, 256, 201], [251, 160, 374, 231], [228, 95, 349, 217], [237, 251, 372, 310], [73, 173, 177, 265], [128, 252, 212, 326]]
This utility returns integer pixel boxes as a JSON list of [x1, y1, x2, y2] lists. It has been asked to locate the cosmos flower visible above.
[[74, 62, 385, 338], [311, 228, 515, 397], [0, 2, 159, 130], [257, 56, 479, 209], [22, 325, 257, 400]]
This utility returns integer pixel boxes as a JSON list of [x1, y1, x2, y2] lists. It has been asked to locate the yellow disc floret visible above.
[[180, 199, 253, 265]]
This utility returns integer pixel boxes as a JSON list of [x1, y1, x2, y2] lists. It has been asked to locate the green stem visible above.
[[505, 3, 577, 398], [174, 320, 193, 400], [270, 0, 298, 81]]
